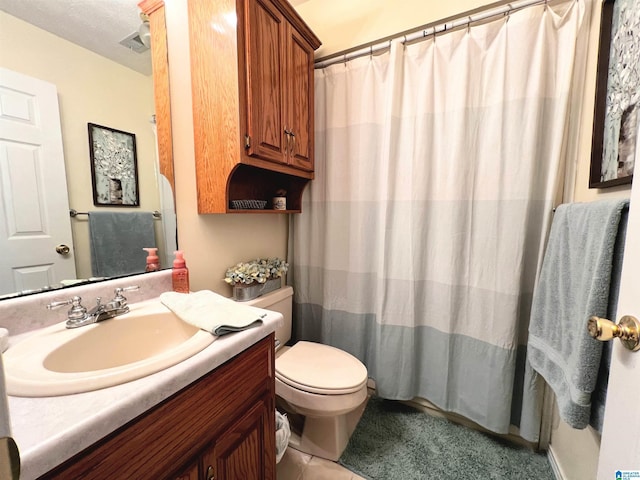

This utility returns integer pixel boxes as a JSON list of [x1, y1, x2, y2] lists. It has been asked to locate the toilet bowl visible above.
[[244, 286, 368, 461]]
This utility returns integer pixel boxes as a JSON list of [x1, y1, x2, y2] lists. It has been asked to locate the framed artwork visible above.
[[589, 0, 640, 189], [88, 123, 140, 206]]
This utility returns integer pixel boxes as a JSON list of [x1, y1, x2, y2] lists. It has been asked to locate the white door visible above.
[[596, 127, 640, 476], [0, 68, 75, 295]]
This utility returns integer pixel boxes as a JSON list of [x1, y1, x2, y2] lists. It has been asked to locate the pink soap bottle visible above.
[[172, 251, 190, 293], [143, 247, 160, 272]]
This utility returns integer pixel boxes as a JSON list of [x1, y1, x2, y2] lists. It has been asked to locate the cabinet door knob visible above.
[[289, 131, 296, 156], [206, 465, 215, 480], [283, 127, 292, 157]]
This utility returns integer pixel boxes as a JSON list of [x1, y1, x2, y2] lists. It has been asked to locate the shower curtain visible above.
[[291, 0, 591, 441]]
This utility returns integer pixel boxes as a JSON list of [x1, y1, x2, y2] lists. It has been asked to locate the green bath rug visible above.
[[339, 396, 554, 480]]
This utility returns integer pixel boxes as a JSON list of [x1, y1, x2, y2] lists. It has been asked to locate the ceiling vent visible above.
[[119, 32, 149, 54]]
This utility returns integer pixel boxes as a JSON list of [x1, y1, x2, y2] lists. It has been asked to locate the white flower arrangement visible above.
[[224, 258, 289, 286]]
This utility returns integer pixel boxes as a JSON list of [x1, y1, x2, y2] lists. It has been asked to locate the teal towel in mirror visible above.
[[89, 211, 156, 277]]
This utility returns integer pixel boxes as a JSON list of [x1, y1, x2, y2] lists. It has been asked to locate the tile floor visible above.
[[277, 447, 366, 480]]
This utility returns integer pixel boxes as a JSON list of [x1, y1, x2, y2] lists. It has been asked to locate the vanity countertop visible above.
[[7, 310, 282, 480]]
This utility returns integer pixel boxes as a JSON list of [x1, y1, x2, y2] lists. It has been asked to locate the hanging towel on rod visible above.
[[527, 198, 629, 430], [89, 211, 156, 277]]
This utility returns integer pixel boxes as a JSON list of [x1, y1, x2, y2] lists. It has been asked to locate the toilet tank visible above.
[[244, 286, 293, 347]]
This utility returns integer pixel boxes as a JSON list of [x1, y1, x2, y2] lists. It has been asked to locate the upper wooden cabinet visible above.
[[188, 0, 321, 214], [243, 0, 315, 172]]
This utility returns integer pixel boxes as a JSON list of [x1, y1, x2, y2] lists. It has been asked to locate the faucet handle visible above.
[[47, 296, 88, 321], [88, 297, 103, 315], [112, 286, 140, 306]]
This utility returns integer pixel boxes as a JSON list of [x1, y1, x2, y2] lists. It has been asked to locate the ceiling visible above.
[[0, 0, 314, 77], [0, 0, 152, 75]]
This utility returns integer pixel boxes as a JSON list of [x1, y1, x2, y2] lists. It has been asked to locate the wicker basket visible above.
[[230, 199, 267, 210]]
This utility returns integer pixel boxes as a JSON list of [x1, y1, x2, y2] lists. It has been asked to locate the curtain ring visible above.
[[505, 5, 512, 22], [369, 45, 373, 56], [467, 16, 472, 34]]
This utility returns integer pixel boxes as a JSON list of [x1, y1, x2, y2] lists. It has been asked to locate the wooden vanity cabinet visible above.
[[188, 0, 321, 213], [41, 335, 276, 480], [198, 398, 272, 479]]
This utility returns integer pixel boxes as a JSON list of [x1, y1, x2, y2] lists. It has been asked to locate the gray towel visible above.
[[160, 290, 266, 336], [527, 199, 629, 429], [89, 211, 156, 277], [589, 206, 628, 432]]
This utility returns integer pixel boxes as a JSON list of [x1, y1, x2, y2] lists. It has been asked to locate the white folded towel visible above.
[[160, 290, 266, 336]]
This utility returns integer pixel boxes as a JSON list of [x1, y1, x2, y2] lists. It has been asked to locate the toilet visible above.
[[245, 286, 368, 461]]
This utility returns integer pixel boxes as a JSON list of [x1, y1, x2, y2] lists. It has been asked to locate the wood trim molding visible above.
[[270, 0, 321, 49], [138, 0, 175, 197], [138, 0, 165, 15]]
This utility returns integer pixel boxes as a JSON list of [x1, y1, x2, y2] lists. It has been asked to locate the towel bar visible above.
[[69, 209, 161, 219]]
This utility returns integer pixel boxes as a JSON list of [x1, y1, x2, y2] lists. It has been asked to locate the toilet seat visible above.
[[275, 341, 367, 395]]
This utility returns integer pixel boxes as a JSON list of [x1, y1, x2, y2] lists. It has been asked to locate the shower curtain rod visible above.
[[314, 0, 549, 68]]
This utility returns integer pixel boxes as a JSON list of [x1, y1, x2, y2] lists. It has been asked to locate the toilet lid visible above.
[[276, 341, 368, 395]]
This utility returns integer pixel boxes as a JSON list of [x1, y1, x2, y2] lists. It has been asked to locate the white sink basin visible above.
[[3, 298, 214, 397]]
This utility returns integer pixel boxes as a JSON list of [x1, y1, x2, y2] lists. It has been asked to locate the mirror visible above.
[[0, 1, 176, 299]]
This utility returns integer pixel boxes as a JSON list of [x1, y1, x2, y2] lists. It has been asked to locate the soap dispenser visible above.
[[143, 247, 160, 272], [172, 251, 190, 293]]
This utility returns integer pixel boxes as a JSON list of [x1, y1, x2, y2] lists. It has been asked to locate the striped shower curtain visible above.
[[291, 0, 591, 441]]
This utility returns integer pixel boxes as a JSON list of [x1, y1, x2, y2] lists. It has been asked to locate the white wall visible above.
[[295, 0, 506, 58], [0, 12, 162, 279]]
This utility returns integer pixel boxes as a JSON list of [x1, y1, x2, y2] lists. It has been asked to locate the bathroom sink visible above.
[[3, 298, 214, 397]]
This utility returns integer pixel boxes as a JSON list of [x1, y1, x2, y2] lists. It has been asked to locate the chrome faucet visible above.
[[47, 286, 140, 329]]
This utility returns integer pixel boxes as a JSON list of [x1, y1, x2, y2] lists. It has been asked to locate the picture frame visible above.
[[88, 123, 140, 206], [589, 0, 640, 189]]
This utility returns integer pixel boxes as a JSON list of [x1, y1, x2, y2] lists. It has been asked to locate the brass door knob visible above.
[[55, 244, 70, 255], [588, 315, 640, 351]]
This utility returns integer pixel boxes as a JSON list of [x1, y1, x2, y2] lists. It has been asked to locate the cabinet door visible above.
[[175, 462, 199, 480], [244, 0, 288, 166], [286, 22, 315, 172], [201, 399, 274, 480]]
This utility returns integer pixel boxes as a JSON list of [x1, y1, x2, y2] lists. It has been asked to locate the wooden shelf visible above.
[[227, 164, 310, 213], [227, 209, 302, 214]]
